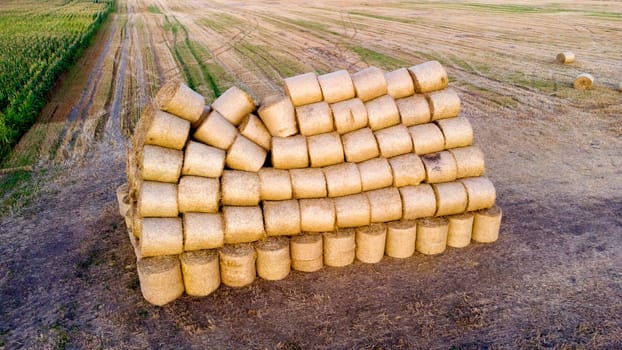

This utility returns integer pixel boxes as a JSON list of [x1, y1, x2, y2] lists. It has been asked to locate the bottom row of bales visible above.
[[138, 206, 502, 305]]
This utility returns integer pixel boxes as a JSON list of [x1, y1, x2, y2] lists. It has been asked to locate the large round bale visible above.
[[138, 181, 178, 217], [139, 145, 183, 183], [374, 124, 413, 158], [396, 94, 430, 126], [221, 170, 260, 206], [284, 72, 323, 106], [258, 168, 293, 200], [448, 146, 485, 178], [408, 60, 448, 93], [388, 153, 426, 187], [426, 89, 461, 121], [472, 205, 502, 243], [256, 237, 291, 281], [574, 73, 594, 90], [177, 176, 219, 213], [351, 66, 387, 102], [341, 127, 380, 163], [271, 135, 309, 169], [226, 135, 268, 172], [263, 200, 301, 236], [155, 79, 205, 123], [290, 168, 327, 199], [318, 70, 355, 103], [356, 224, 387, 264], [385, 220, 417, 258], [290, 234, 323, 272], [296, 101, 334, 136], [366, 187, 403, 223], [136, 105, 190, 150], [416, 217, 449, 255], [358, 157, 394, 191], [116, 183, 130, 217], [446, 213, 474, 248], [432, 182, 468, 217], [365, 95, 400, 131], [409, 123, 445, 155], [211, 86, 256, 125], [421, 151, 458, 183], [193, 111, 238, 150], [238, 114, 271, 150], [385, 68, 415, 99], [223, 206, 265, 244], [139, 217, 183, 257], [183, 213, 224, 251], [300, 198, 336, 232], [307, 132, 345, 167], [180, 250, 220, 297], [556, 51, 575, 64], [459, 177, 496, 212], [219, 244, 257, 287], [257, 94, 298, 137], [137, 255, 184, 306], [334, 193, 371, 228], [400, 184, 437, 220], [331, 98, 368, 134], [182, 141, 226, 178], [436, 116, 473, 149], [324, 229, 356, 267], [323, 162, 362, 197]]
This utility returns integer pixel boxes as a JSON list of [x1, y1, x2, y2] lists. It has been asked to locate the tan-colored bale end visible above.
[[436, 116, 473, 149], [259, 168, 293, 200], [116, 183, 130, 217], [426, 89, 461, 121], [422, 151, 458, 184], [358, 157, 394, 191], [290, 168, 327, 199], [396, 94, 430, 126], [226, 135, 268, 172], [409, 123, 445, 155], [307, 132, 345, 167], [334, 193, 371, 228], [182, 141, 225, 178], [296, 101, 334, 136], [433, 182, 468, 217], [416, 217, 448, 255], [263, 200, 301, 236], [385, 220, 417, 258], [137, 255, 184, 306], [256, 237, 291, 281], [342, 127, 380, 163], [447, 213, 474, 248], [155, 79, 204, 123], [351, 66, 387, 102], [324, 229, 356, 267], [408, 60, 448, 93], [374, 124, 413, 158], [385, 68, 415, 99], [138, 181, 178, 217], [284, 72, 323, 106], [177, 176, 219, 213], [140, 145, 183, 183], [389, 153, 425, 187], [459, 177, 496, 212], [291, 234, 323, 272], [183, 213, 224, 251], [219, 244, 257, 287], [223, 206, 265, 244], [221, 170, 260, 206], [139, 217, 183, 258], [238, 114, 271, 150], [331, 98, 368, 134], [367, 187, 403, 223], [318, 70, 355, 103], [449, 146, 485, 178], [212, 86, 256, 125], [365, 95, 400, 131], [257, 94, 298, 137], [400, 184, 437, 220], [300, 198, 336, 232], [472, 205, 502, 243], [323, 162, 362, 197], [271, 135, 309, 169], [574, 73, 594, 90], [180, 250, 220, 297], [556, 51, 575, 64], [136, 105, 190, 151], [193, 111, 238, 150], [356, 224, 387, 264]]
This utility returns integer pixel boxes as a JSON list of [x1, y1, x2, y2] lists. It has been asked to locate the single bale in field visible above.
[[357, 157, 394, 191], [342, 127, 380, 163], [139, 217, 183, 257], [400, 184, 437, 220], [219, 244, 257, 287], [226, 135, 268, 172], [256, 237, 291, 281], [318, 70, 355, 103], [137, 255, 184, 306], [135, 105, 190, 150], [290, 234, 323, 272], [446, 213, 473, 248], [139, 145, 183, 183], [323, 162, 362, 197], [396, 94, 430, 126], [223, 206, 265, 244], [257, 94, 298, 137], [284, 72, 323, 106], [416, 217, 449, 255], [385, 220, 417, 258], [421, 151, 458, 183], [331, 98, 368, 134], [300, 198, 336, 232], [385, 68, 415, 99], [155, 79, 205, 123], [177, 176, 220, 213], [409, 123, 445, 155], [351, 66, 387, 102], [556, 51, 575, 64], [472, 205, 502, 243], [212, 86, 256, 125], [426, 89, 461, 121], [333, 193, 371, 228], [182, 141, 225, 178], [296, 101, 334, 136], [193, 111, 238, 150], [221, 170, 260, 206], [449, 146, 486, 178], [263, 200, 301, 236], [388, 153, 425, 187], [459, 177, 496, 212], [138, 181, 178, 217], [436, 116, 473, 149], [238, 114, 271, 150], [180, 250, 220, 297], [183, 213, 224, 251], [574, 73, 594, 90], [258, 168, 293, 200], [432, 181, 468, 217], [290, 168, 327, 199], [374, 124, 413, 158], [356, 224, 387, 264], [408, 60, 448, 93], [365, 95, 400, 130], [324, 229, 356, 267], [366, 187, 403, 223], [271, 135, 309, 169], [307, 132, 345, 167]]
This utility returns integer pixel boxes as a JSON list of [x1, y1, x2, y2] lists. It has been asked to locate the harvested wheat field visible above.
[[1, 0, 621, 348]]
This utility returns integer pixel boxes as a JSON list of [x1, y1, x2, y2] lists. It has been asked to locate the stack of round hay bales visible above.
[[116, 60, 502, 306]]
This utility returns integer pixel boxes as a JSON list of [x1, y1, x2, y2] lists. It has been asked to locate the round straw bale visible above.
[[212, 86, 256, 125], [355, 224, 387, 264], [351, 66, 387, 102], [221, 170, 260, 206], [385, 68, 415, 99], [400, 184, 437, 220], [388, 153, 425, 187], [223, 206, 265, 244], [323, 162, 362, 197], [459, 177, 496, 212], [263, 200, 301, 236], [436, 116, 473, 149], [307, 132, 345, 167], [257, 94, 298, 137], [139, 217, 183, 258], [448, 146, 485, 178], [155, 79, 205, 123], [432, 182, 468, 217], [318, 70, 355, 103], [219, 244, 257, 287], [331, 98, 368, 134], [290, 168, 327, 199], [367, 187, 402, 223], [292, 257, 323, 273], [409, 124, 445, 155], [290, 233, 323, 261], [180, 250, 220, 296], [256, 237, 291, 281], [574, 73, 594, 90], [426, 89, 461, 121], [138, 181, 178, 217], [182, 141, 225, 178], [358, 158, 394, 191], [140, 145, 183, 183], [396, 94, 430, 126], [556, 51, 575, 64], [139, 106, 190, 150], [259, 168, 292, 200], [191, 105, 211, 130], [446, 213, 473, 248], [137, 255, 184, 306], [300, 198, 336, 232], [385, 220, 417, 258], [416, 217, 448, 255], [342, 127, 380, 163], [408, 60, 448, 93], [193, 111, 238, 150], [177, 176, 220, 213], [284, 72, 323, 106], [238, 114, 271, 150], [116, 183, 130, 217], [324, 229, 356, 267], [183, 213, 224, 251], [421, 151, 458, 183], [334, 193, 371, 228], [374, 124, 413, 158], [365, 95, 400, 131], [296, 101, 334, 136], [472, 205, 502, 243], [226, 135, 268, 172], [271, 135, 309, 169]]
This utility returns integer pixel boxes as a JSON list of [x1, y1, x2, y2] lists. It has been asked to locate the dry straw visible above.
[[223, 206, 265, 244], [358, 157, 394, 191], [140, 145, 183, 183], [263, 200, 301, 236], [408, 60, 448, 93], [388, 153, 426, 187], [355, 224, 387, 264], [385, 220, 417, 258], [138, 181, 178, 217], [226, 135, 268, 172], [365, 95, 400, 130], [324, 229, 356, 267], [459, 177, 496, 212], [212, 86, 255, 125], [137, 255, 184, 306], [256, 237, 291, 281], [556, 51, 575, 64], [421, 151, 458, 183], [182, 141, 225, 178], [323, 162, 363, 197], [290, 234, 323, 272], [139, 217, 183, 258], [193, 111, 238, 150], [300, 198, 336, 232], [284, 72, 323, 106], [257, 94, 298, 137], [446, 213, 474, 248], [385, 68, 415, 99], [219, 244, 257, 287], [333, 193, 371, 228], [155, 79, 205, 123], [238, 114, 272, 150], [374, 124, 413, 158], [472, 205, 502, 243], [331, 98, 368, 134], [183, 213, 224, 251], [271, 135, 309, 169], [574, 73, 594, 90], [367, 187, 403, 223], [296, 101, 334, 136], [180, 250, 220, 297], [135, 104, 190, 150], [290, 168, 327, 199], [436, 116, 473, 149], [177, 176, 220, 213], [342, 127, 380, 163], [400, 184, 437, 220], [396, 94, 430, 126], [416, 217, 449, 255], [221, 170, 260, 206], [116, 183, 130, 217], [258, 168, 293, 200], [426, 89, 461, 120], [409, 123, 445, 155], [191, 105, 211, 130], [432, 182, 468, 217], [448, 146, 485, 178], [307, 132, 345, 167], [318, 70, 355, 103], [351, 66, 387, 102]]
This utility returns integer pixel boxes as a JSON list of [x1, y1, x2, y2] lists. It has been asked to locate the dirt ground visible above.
[[1, 0, 621, 348]]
